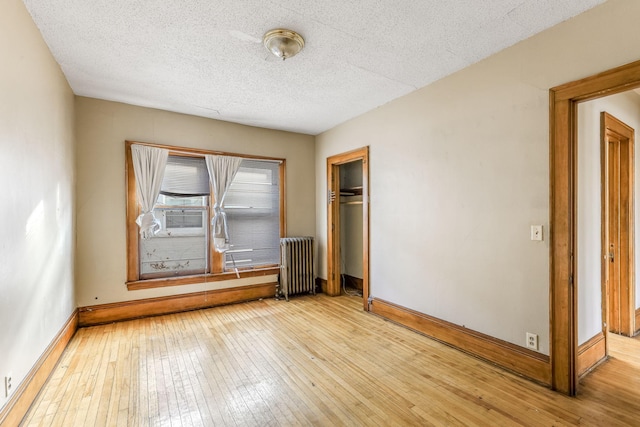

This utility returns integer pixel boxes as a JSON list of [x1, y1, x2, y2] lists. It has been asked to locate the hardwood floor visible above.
[[21, 295, 640, 426]]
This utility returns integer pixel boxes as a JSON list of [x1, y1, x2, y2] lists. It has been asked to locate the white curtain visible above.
[[131, 144, 169, 239], [206, 155, 243, 252]]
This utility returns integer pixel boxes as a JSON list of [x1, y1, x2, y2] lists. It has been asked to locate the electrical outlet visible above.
[[526, 333, 538, 350], [4, 373, 12, 397]]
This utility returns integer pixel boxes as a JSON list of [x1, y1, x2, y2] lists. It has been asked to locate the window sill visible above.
[[126, 266, 280, 291]]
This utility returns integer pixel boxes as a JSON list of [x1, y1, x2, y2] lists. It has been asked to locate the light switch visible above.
[[531, 225, 543, 241]]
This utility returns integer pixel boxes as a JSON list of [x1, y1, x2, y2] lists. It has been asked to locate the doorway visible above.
[[601, 112, 635, 337], [326, 147, 370, 310], [550, 59, 640, 395]]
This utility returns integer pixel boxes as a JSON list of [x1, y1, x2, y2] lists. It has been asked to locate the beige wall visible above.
[[577, 91, 640, 344], [75, 97, 315, 307], [315, 0, 640, 355], [0, 0, 76, 411]]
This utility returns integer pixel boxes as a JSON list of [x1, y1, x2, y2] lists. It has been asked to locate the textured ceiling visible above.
[[23, 0, 605, 135]]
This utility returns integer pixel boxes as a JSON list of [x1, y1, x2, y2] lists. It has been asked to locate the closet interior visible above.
[[339, 160, 364, 296]]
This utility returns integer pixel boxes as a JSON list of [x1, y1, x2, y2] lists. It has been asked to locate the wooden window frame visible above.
[[125, 140, 286, 290]]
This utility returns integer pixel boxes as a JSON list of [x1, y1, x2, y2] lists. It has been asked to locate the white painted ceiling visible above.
[[23, 0, 605, 135]]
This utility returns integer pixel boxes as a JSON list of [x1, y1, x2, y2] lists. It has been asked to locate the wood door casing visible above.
[[550, 59, 640, 395], [326, 147, 370, 310], [607, 133, 621, 333], [602, 112, 635, 337]]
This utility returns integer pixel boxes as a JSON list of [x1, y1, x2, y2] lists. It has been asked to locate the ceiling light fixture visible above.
[[263, 29, 305, 60]]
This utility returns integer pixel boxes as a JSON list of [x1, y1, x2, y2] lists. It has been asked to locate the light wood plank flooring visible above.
[[22, 295, 640, 426]]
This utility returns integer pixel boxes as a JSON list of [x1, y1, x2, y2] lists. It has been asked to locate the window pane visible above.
[[161, 155, 209, 196], [166, 210, 203, 228], [139, 195, 209, 279], [224, 160, 280, 270]]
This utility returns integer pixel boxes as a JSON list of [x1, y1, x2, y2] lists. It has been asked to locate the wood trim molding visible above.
[[369, 298, 551, 385], [549, 93, 577, 395], [79, 283, 276, 326], [636, 308, 640, 335], [550, 59, 640, 395], [125, 141, 139, 282], [316, 277, 328, 294], [280, 159, 287, 238], [577, 332, 606, 378], [551, 59, 640, 103], [126, 140, 287, 162], [127, 267, 279, 290], [326, 146, 370, 311], [601, 112, 636, 337], [327, 162, 340, 297], [0, 310, 78, 426]]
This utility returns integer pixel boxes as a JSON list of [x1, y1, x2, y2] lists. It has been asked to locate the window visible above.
[[225, 159, 281, 270], [126, 141, 284, 289]]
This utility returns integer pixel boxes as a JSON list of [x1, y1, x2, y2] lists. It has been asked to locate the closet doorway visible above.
[[326, 147, 370, 310]]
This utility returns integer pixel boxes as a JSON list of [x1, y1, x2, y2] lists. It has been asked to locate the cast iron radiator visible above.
[[278, 237, 315, 300]]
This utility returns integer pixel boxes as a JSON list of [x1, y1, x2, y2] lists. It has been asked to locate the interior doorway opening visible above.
[[338, 160, 364, 298], [550, 60, 640, 395], [576, 100, 639, 379]]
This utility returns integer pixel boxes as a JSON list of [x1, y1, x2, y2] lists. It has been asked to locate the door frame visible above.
[[326, 147, 370, 310], [601, 112, 635, 338], [550, 59, 640, 395]]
